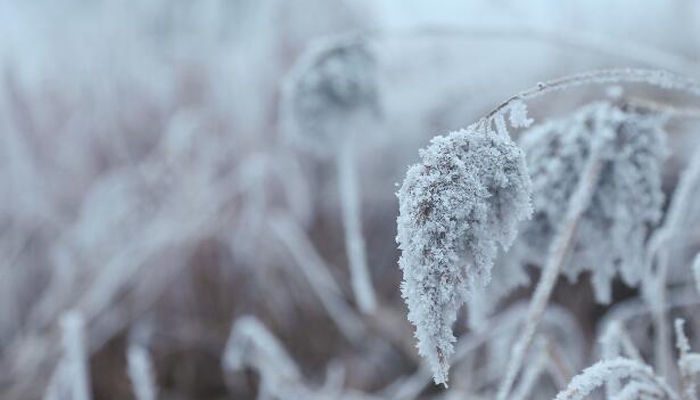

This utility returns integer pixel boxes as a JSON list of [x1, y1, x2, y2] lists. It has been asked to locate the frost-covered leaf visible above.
[[519, 101, 668, 303], [396, 123, 532, 385]]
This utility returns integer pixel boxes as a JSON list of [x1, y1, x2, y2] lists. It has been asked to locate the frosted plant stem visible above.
[[337, 139, 377, 313], [496, 151, 605, 400], [553, 358, 680, 400], [127, 344, 158, 400], [60, 311, 92, 400], [485, 68, 700, 122]]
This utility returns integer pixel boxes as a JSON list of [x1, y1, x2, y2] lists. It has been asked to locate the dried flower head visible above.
[[283, 36, 379, 155], [519, 101, 668, 303], [396, 123, 532, 385]]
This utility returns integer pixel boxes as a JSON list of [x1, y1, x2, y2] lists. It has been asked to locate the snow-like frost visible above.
[[553, 357, 678, 400], [519, 101, 668, 303], [396, 123, 532, 385]]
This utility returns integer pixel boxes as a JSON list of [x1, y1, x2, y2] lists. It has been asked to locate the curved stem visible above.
[[553, 358, 679, 400], [496, 146, 606, 400], [337, 139, 377, 313], [485, 68, 700, 121]]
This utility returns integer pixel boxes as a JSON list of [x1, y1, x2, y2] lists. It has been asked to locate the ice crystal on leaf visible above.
[[519, 101, 668, 303], [396, 123, 532, 385]]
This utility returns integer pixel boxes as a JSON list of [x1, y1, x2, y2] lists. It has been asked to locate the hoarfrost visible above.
[[396, 123, 532, 385], [519, 101, 668, 303]]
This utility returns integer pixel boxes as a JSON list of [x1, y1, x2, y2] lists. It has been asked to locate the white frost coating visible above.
[[396, 122, 532, 385], [127, 345, 158, 400], [60, 311, 92, 400], [519, 101, 668, 303], [508, 99, 534, 129], [553, 358, 679, 400], [282, 35, 379, 156]]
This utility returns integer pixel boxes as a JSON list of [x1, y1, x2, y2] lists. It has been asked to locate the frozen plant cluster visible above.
[[3, 1, 700, 400], [519, 101, 668, 303], [397, 122, 532, 385]]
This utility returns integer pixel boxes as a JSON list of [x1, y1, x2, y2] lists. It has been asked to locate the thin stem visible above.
[[486, 68, 700, 122], [496, 147, 605, 400], [127, 344, 158, 400], [552, 358, 679, 400], [337, 139, 377, 313], [60, 312, 92, 400]]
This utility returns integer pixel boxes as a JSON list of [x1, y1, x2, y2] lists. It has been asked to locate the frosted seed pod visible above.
[[283, 36, 379, 155], [282, 35, 381, 313], [396, 123, 532, 385], [519, 101, 667, 303]]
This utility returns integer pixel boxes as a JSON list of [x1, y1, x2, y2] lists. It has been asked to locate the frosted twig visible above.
[[496, 144, 606, 400], [553, 358, 679, 400], [337, 138, 377, 313], [486, 68, 700, 122]]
